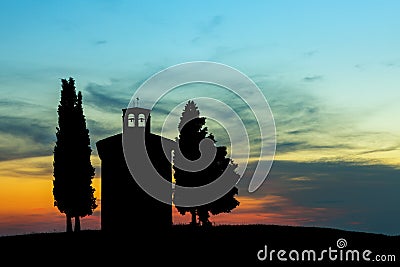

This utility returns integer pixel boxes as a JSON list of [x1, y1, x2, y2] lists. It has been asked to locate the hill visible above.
[[0, 224, 398, 265]]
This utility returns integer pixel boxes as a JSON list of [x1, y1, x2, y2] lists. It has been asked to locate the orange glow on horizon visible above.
[[0, 155, 340, 236], [172, 195, 332, 227], [0, 156, 101, 236]]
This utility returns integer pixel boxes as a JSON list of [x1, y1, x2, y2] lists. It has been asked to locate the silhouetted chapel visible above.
[[96, 107, 174, 232]]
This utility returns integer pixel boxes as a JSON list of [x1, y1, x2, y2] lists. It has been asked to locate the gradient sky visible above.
[[0, 0, 399, 236]]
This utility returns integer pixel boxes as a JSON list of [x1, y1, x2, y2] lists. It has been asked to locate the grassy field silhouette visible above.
[[0, 224, 398, 265]]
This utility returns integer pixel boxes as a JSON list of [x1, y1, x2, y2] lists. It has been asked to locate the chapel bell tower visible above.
[[122, 107, 151, 135]]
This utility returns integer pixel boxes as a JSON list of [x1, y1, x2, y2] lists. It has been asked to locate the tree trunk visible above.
[[190, 210, 197, 226], [74, 216, 81, 232], [198, 208, 211, 227], [66, 214, 73, 233]]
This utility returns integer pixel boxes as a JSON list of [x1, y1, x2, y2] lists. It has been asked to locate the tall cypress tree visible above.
[[53, 77, 97, 232], [174, 100, 240, 226]]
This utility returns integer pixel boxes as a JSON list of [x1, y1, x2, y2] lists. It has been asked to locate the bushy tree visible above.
[[174, 100, 240, 226], [53, 77, 97, 232]]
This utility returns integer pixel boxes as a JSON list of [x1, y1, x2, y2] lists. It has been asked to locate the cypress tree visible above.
[[53, 77, 97, 232]]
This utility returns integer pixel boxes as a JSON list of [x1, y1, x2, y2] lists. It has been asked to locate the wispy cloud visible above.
[[276, 141, 354, 154], [286, 129, 314, 135], [86, 118, 121, 155], [84, 82, 129, 113], [276, 141, 307, 153], [304, 50, 318, 57], [94, 40, 107, 46], [0, 156, 53, 179], [302, 75, 323, 82], [86, 118, 119, 138], [0, 115, 54, 144], [145, 77, 399, 165], [200, 15, 223, 34], [383, 60, 400, 68], [258, 79, 400, 165], [0, 99, 44, 109], [359, 145, 399, 155], [0, 95, 58, 161], [234, 160, 400, 234], [192, 15, 223, 44]]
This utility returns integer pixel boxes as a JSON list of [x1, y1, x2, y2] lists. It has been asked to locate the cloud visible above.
[[304, 50, 318, 57], [84, 82, 129, 113], [86, 118, 121, 155], [133, 77, 398, 165], [173, 193, 332, 226], [276, 141, 307, 153], [0, 115, 55, 161], [86, 119, 119, 138], [210, 15, 223, 28], [81, 79, 146, 148], [0, 115, 54, 144], [0, 98, 55, 118], [0, 99, 43, 109], [258, 81, 400, 164], [286, 129, 314, 135], [0, 156, 53, 179], [276, 141, 354, 154], [0, 94, 117, 162], [0, 96, 58, 161], [354, 64, 365, 70], [289, 176, 314, 181], [94, 40, 107, 45], [359, 145, 400, 155], [201, 15, 223, 33], [191, 15, 223, 44], [236, 160, 400, 235], [302, 75, 323, 82], [383, 60, 400, 68]]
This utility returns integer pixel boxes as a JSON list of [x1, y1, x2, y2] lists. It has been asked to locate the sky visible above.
[[0, 0, 399, 236]]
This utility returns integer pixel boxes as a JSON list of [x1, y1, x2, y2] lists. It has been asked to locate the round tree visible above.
[[173, 100, 240, 226]]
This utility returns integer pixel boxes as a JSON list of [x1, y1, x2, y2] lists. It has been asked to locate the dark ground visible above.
[[0, 224, 398, 266]]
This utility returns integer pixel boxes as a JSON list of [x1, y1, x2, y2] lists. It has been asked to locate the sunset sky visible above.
[[0, 0, 399, 236]]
